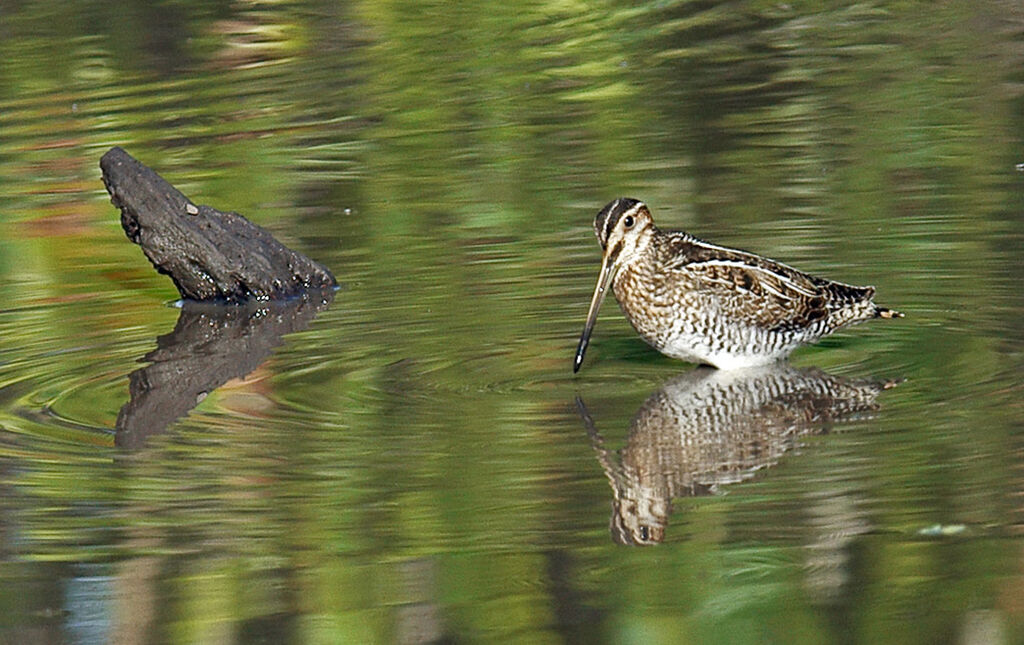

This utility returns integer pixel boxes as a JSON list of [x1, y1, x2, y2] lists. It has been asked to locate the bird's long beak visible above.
[[574, 246, 619, 373]]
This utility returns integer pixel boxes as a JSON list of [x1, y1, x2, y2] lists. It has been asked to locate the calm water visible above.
[[1, 2, 1023, 644]]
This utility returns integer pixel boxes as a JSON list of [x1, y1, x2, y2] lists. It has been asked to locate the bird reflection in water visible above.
[[577, 365, 898, 545]]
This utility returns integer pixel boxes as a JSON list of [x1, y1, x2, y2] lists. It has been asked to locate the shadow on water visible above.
[[577, 364, 900, 546], [115, 290, 334, 449]]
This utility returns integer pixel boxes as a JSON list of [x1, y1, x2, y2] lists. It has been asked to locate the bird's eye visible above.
[[623, 215, 635, 229]]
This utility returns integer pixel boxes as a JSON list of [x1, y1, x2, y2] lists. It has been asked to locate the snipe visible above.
[[573, 198, 902, 372]]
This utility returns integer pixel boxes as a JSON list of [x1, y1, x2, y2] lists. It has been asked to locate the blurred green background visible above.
[[0, 1, 1022, 643]]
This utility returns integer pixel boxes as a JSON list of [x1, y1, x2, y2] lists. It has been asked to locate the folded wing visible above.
[[667, 243, 874, 332]]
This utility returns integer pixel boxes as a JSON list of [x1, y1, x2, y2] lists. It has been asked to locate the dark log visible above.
[[115, 292, 333, 449], [100, 146, 336, 302]]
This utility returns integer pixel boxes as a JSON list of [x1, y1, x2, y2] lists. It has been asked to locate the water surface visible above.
[[1, 2, 1023, 644]]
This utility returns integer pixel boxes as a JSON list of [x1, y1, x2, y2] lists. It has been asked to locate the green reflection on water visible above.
[[0, 1, 1022, 644]]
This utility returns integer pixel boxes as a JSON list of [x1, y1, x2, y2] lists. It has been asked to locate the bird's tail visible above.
[[875, 306, 903, 319]]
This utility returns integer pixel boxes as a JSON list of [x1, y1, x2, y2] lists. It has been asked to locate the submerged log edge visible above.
[[100, 146, 336, 302]]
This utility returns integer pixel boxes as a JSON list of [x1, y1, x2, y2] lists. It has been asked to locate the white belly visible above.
[[631, 311, 807, 370], [657, 334, 789, 370], [613, 274, 824, 370]]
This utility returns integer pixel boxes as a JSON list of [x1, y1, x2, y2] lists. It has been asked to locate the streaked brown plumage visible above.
[[573, 198, 902, 372]]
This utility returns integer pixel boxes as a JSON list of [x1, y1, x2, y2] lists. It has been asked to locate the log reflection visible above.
[[115, 291, 333, 449], [578, 365, 898, 545]]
